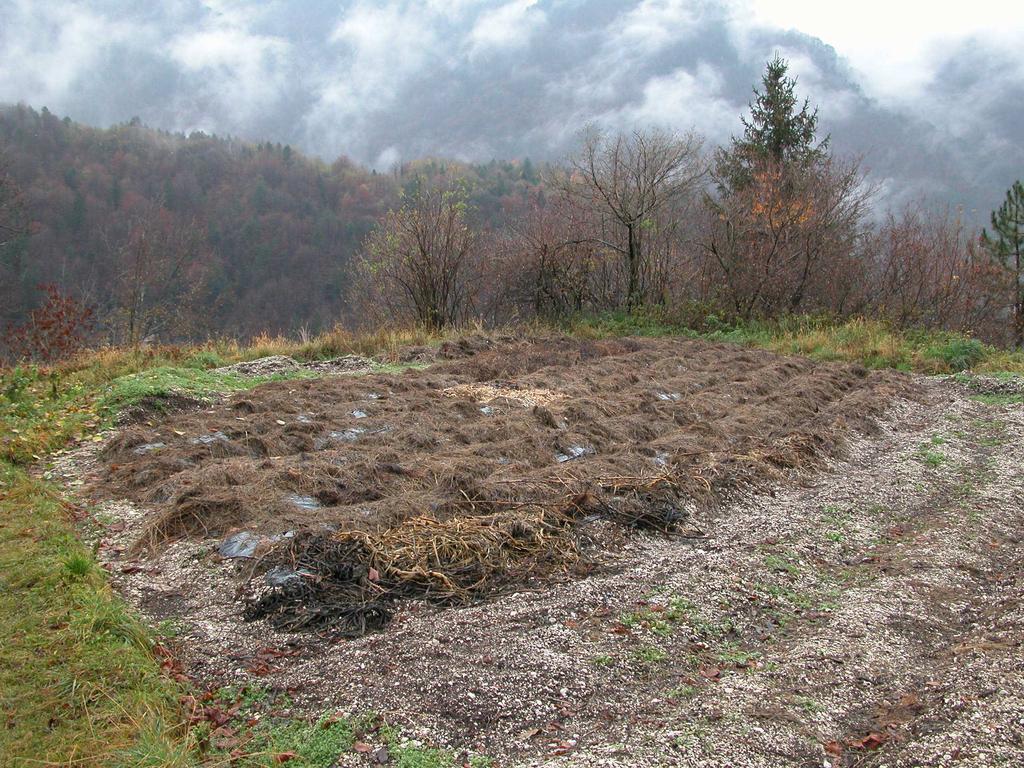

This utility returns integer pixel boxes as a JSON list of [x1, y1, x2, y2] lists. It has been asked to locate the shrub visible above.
[[923, 337, 986, 372], [3, 284, 94, 364]]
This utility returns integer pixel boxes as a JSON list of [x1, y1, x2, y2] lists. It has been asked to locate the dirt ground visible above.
[[48, 337, 1024, 766]]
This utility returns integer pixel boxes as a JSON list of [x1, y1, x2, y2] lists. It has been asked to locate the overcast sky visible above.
[[747, 2, 1023, 95], [1, 0, 1022, 216]]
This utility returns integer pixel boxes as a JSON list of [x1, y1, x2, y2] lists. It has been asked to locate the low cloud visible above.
[[469, 0, 546, 55], [0, 0, 1019, 217]]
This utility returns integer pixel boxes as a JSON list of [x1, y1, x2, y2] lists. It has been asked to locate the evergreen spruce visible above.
[[982, 180, 1024, 347], [716, 54, 829, 191]]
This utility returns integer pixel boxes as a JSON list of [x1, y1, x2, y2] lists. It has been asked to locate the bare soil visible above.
[[48, 337, 1024, 766]]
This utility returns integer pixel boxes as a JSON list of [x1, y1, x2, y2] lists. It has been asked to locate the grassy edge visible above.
[[0, 462, 195, 767], [0, 454, 479, 768], [0, 335, 469, 767], [570, 313, 1024, 374]]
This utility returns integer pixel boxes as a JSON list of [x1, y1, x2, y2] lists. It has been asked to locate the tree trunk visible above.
[[1015, 246, 1023, 349], [626, 223, 640, 312]]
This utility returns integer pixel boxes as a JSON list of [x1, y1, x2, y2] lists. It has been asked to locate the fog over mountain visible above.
[[2, 0, 1022, 220]]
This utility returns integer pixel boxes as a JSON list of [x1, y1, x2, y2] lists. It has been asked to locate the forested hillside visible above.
[[0, 105, 542, 340]]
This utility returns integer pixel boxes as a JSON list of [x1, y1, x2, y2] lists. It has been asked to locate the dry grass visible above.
[[440, 382, 564, 408]]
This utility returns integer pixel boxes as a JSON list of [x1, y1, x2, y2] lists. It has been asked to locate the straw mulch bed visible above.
[[94, 336, 916, 636]]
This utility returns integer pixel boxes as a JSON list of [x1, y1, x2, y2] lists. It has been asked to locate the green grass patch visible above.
[[916, 447, 948, 467], [715, 644, 760, 667], [764, 553, 801, 576], [667, 684, 698, 700], [196, 691, 472, 768], [245, 714, 357, 767], [794, 695, 821, 714], [570, 312, 1024, 375], [0, 363, 312, 464], [921, 337, 986, 372], [0, 463, 193, 766], [969, 392, 1024, 406], [99, 365, 312, 412], [633, 645, 668, 664]]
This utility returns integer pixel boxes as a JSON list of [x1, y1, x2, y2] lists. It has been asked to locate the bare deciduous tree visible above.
[[702, 156, 872, 319], [105, 204, 205, 346], [559, 127, 706, 311], [353, 181, 479, 330], [0, 155, 23, 250], [489, 195, 607, 321], [867, 205, 1003, 336], [0, 149, 30, 333]]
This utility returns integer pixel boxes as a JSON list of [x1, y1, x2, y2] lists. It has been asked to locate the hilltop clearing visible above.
[[41, 337, 1024, 765]]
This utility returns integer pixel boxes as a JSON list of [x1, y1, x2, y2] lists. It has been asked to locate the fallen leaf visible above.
[[203, 706, 232, 728], [699, 666, 721, 680], [353, 741, 373, 753], [548, 740, 577, 755], [211, 727, 239, 750], [849, 732, 886, 750], [274, 752, 298, 763], [823, 740, 843, 756]]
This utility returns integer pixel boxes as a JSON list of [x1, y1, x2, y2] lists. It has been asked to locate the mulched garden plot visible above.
[[93, 336, 916, 636]]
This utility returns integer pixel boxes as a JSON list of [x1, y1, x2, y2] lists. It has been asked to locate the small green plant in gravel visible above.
[[715, 643, 759, 667], [762, 583, 814, 610], [592, 654, 614, 667], [914, 440, 948, 467], [634, 645, 668, 663], [821, 504, 853, 543], [667, 684, 698, 700], [619, 607, 674, 636], [794, 695, 821, 713], [154, 618, 184, 639], [764, 553, 801, 576], [664, 596, 696, 621], [378, 724, 458, 768], [216, 682, 273, 709]]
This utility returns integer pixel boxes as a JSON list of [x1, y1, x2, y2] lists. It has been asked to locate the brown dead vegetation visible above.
[[93, 336, 915, 635]]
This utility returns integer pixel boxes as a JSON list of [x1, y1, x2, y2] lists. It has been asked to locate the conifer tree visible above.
[[982, 180, 1024, 347], [716, 54, 829, 191]]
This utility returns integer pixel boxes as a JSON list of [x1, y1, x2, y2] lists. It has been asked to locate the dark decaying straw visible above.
[[241, 483, 684, 638]]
